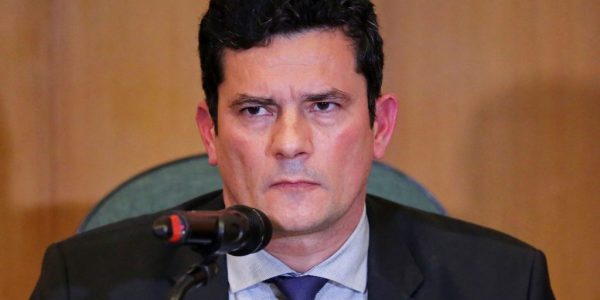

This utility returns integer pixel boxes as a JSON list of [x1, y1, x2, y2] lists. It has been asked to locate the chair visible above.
[[79, 154, 444, 232]]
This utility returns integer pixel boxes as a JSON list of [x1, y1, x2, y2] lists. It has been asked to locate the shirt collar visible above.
[[227, 205, 369, 293]]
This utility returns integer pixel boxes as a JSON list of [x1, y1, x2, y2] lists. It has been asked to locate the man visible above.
[[32, 0, 554, 299]]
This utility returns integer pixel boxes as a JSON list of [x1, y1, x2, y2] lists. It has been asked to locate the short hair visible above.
[[199, 0, 383, 130]]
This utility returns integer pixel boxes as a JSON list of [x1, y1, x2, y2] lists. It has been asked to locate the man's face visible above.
[[198, 29, 394, 237]]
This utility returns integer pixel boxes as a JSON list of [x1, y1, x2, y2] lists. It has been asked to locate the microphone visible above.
[[152, 205, 272, 256]]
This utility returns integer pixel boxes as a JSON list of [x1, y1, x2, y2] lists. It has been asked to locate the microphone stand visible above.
[[168, 254, 219, 300], [154, 205, 273, 299]]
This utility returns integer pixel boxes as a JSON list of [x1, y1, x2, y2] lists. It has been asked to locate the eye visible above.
[[241, 106, 270, 116], [312, 102, 339, 112]]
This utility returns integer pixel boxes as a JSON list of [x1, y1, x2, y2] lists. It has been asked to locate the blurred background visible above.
[[1, 0, 598, 299]]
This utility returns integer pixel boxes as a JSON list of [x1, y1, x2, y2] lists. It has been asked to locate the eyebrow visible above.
[[229, 88, 352, 108], [302, 88, 351, 103], [229, 94, 276, 108]]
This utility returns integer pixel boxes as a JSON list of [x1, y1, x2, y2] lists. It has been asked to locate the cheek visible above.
[[216, 131, 265, 183], [216, 132, 270, 208], [323, 125, 374, 180]]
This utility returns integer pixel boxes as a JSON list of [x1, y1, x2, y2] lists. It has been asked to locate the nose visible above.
[[269, 110, 313, 160]]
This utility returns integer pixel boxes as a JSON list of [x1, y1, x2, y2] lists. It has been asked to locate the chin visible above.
[[269, 209, 335, 236]]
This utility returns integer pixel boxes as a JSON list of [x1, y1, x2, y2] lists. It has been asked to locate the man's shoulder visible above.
[[33, 191, 228, 299], [57, 190, 225, 253], [365, 195, 554, 299], [367, 196, 539, 259], [366, 194, 536, 251]]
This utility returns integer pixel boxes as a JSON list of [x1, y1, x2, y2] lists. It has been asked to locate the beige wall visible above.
[[1, 1, 598, 298]]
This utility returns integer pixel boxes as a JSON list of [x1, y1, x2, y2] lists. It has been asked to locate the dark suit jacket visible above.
[[31, 190, 554, 299]]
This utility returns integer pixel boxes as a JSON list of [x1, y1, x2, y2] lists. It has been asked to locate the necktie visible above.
[[270, 275, 328, 300]]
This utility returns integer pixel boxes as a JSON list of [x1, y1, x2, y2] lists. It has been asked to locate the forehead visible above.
[[218, 29, 364, 99]]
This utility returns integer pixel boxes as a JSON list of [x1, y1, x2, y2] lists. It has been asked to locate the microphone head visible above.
[[226, 205, 272, 256], [152, 205, 272, 256]]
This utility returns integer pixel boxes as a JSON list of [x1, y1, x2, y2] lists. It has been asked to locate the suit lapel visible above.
[[366, 196, 423, 299]]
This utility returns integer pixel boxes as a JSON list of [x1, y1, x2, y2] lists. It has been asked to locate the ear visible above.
[[372, 93, 399, 159], [195, 101, 218, 166]]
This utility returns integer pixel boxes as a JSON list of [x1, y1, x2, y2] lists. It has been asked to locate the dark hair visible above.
[[199, 0, 383, 130]]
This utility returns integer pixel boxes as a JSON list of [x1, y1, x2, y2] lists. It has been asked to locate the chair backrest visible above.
[[79, 154, 444, 232]]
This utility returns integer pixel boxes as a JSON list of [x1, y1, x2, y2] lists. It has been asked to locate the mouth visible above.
[[270, 179, 320, 190]]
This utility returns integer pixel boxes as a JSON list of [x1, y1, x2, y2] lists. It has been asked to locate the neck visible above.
[[265, 199, 365, 273]]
